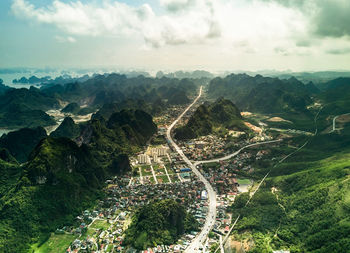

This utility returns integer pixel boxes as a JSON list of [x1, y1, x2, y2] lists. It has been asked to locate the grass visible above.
[[140, 165, 153, 176], [157, 175, 169, 184], [89, 219, 110, 231], [154, 166, 166, 175], [237, 178, 251, 185], [32, 233, 77, 253], [170, 174, 180, 182], [149, 176, 157, 184]]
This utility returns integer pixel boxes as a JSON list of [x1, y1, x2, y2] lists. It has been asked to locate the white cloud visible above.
[[55, 36, 76, 43], [11, 0, 308, 51]]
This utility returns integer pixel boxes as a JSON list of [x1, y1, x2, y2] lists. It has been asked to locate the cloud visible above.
[[11, 0, 222, 48], [312, 0, 350, 38], [55, 36, 76, 43], [296, 40, 311, 47], [260, 0, 350, 38], [159, 0, 196, 12], [326, 48, 350, 55]]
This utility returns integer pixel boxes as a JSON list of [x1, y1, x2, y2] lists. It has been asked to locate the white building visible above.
[[138, 154, 150, 164]]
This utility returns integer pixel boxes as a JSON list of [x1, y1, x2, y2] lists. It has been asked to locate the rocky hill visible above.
[[174, 98, 248, 140], [124, 199, 198, 250]]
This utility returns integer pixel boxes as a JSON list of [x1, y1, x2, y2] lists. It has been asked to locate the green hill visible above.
[[0, 127, 47, 163], [124, 199, 198, 250], [229, 127, 350, 252], [50, 117, 81, 139], [174, 98, 248, 140], [208, 74, 312, 114], [0, 87, 58, 128], [0, 137, 103, 253], [0, 107, 157, 252]]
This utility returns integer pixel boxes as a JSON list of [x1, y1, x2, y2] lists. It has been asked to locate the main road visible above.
[[166, 86, 217, 252]]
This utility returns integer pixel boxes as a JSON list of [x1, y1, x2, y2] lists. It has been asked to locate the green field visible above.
[[237, 178, 251, 185], [157, 175, 169, 184], [140, 165, 153, 176], [32, 233, 76, 253], [170, 174, 180, 182], [90, 219, 110, 230], [149, 176, 157, 184]]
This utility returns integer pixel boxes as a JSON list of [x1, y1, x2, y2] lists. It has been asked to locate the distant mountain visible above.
[[208, 74, 312, 114], [124, 199, 198, 250], [0, 127, 47, 163], [174, 98, 248, 140], [156, 70, 214, 79], [0, 87, 59, 128], [41, 73, 198, 109], [50, 117, 81, 139], [320, 77, 350, 91], [13, 76, 51, 84]]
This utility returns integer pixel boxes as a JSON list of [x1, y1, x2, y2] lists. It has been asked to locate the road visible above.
[[331, 112, 350, 132], [193, 139, 282, 166], [166, 86, 217, 252]]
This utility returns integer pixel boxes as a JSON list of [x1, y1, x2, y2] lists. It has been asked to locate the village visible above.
[[57, 132, 274, 253], [49, 100, 277, 253]]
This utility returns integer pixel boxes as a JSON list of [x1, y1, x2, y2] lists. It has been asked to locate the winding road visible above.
[[166, 87, 283, 252], [166, 86, 217, 252]]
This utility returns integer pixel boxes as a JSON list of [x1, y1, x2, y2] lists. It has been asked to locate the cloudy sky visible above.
[[1, 0, 350, 71]]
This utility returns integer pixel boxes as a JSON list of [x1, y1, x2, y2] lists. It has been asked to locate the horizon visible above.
[[1, 0, 350, 71]]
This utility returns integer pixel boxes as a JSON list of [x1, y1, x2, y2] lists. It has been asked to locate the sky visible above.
[[1, 0, 350, 72]]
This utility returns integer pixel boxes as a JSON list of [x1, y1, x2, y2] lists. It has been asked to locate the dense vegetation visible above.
[[124, 199, 199, 250], [0, 127, 47, 163], [41, 73, 198, 110], [174, 98, 248, 140], [208, 74, 312, 114], [230, 127, 350, 252], [50, 117, 81, 139], [207, 74, 317, 130], [0, 87, 58, 128], [0, 106, 157, 252]]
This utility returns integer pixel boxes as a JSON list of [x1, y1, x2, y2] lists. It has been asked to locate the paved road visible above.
[[331, 112, 350, 132], [193, 139, 282, 166], [166, 86, 217, 252]]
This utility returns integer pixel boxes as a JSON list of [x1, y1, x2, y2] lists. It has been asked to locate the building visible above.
[[180, 168, 191, 173], [195, 141, 206, 149], [138, 154, 150, 164], [147, 146, 168, 157], [201, 190, 208, 200]]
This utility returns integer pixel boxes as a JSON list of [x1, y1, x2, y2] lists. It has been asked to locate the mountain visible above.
[[0, 137, 104, 253], [0, 80, 10, 95], [208, 74, 312, 114], [0, 87, 58, 128], [41, 73, 198, 110], [50, 117, 81, 139], [124, 199, 198, 250], [156, 70, 214, 79], [174, 98, 248, 140], [0, 106, 157, 252], [230, 127, 350, 252], [0, 127, 47, 163], [61, 102, 80, 114], [13, 76, 51, 84], [317, 77, 350, 91]]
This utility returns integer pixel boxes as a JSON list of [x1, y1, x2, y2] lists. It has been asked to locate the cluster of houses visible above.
[[180, 135, 227, 161]]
